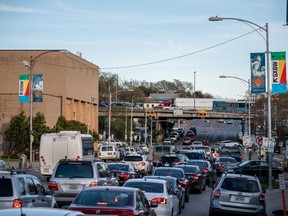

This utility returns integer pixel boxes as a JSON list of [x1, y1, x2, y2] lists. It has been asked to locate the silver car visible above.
[[209, 173, 266, 216], [0, 172, 57, 209]]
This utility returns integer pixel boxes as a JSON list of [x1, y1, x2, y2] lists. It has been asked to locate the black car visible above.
[[188, 160, 216, 185], [228, 160, 282, 180], [180, 150, 206, 161], [214, 156, 238, 177], [155, 153, 189, 167], [107, 163, 140, 186], [175, 164, 206, 193]]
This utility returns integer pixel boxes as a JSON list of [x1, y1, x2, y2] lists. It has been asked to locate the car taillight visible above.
[[119, 174, 130, 179], [141, 162, 145, 166], [13, 199, 22, 208], [259, 193, 265, 203], [218, 163, 225, 167], [212, 189, 220, 199], [89, 182, 101, 187], [204, 169, 209, 173], [76, 156, 80, 160], [40, 156, 46, 165], [172, 162, 180, 165], [192, 175, 199, 180], [152, 197, 167, 204], [240, 156, 242, 161], [48, 181, 59, 191], [180, 181, 188, 187], [156, 162, 162, 167]]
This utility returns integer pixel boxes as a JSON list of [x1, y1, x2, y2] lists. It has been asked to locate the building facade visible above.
[[0, 50, 99, 145]]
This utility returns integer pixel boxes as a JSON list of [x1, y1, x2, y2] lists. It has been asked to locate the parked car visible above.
[[0, 172, 57, 209], [188, 160, 217, 185], [69, 186, 157, 216], [153, 167, 190, 202], [175, 164, 206, 193], [214, 156, 239, 177], [124, 178, 179, 216], [155, 153, 189, 167], [209, 173, 266, 216], [228, 160, 282, 180], [144, 176, 185, 213], [0, 208, 84, 216], [48, 160, 119, 208], [122, 154, 153, 175], [107, 163, 139, 186]]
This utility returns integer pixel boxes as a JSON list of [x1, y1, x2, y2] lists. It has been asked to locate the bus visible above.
[[212, 100, 253, 112], [39, 131, 94, 180]]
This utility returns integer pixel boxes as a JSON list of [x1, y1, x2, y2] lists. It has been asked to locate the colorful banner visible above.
[[271, 52, 287, 94], [19, 74, 30, 102], [33, 74, 43, 102], [250, 53, 266, 94]]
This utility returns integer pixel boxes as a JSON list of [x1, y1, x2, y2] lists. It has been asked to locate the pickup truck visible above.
[[219, 146, 242, 162]]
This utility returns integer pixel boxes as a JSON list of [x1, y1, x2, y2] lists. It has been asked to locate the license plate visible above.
[[231, 195, 248, 203], [69, 185, 79, 190], [108, 153, 112, 155]]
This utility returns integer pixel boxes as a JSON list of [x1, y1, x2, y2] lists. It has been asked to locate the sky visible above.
[[1, 0, 288, 99]]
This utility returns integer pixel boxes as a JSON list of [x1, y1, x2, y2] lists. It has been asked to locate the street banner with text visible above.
[[33, 74, 43, 102], [19, 74, 30, 102], [250, 53, 266, 94], [271, 52, 287, 94]]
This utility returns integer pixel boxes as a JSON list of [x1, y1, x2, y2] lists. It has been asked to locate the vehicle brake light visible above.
[[152, 197, 167, 204], [218, 163, 225, 167], [89, 182, 101, 187], [119, 174, 130, 179], [156, 162, 162, 167], [141, 162, 145, 166], [180, 181, 188, 187], [192, 175, 199, 180], [172, 162, 180, 165], [76, 156, 80, 160], [48, 181, 59, 191], [240, 156, 242, 161], [13, 199, 22, 208], [212, 189, 220, 199], [204, 169, 209, 173]]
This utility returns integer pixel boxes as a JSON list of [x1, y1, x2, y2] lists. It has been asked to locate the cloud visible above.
[[0, 4, 47, 13]]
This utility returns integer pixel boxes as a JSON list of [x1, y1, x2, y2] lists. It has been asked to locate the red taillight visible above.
[[240, 156, 242, 161], [218, 163, 225, 167], [192, 175, 199, 180], [119, 174, 130, 179], [141, 162, 145, 166], [172, 162, 180, 165], [156, 162, 162, 167], [204, 169, 209, 173], [76, 156, 80, 160], [180, 181, 188, 187], [13, 199, 22, 208], [152, 197, 167, 204], [89, 182, 101, 187], [212, 189, 220, 199], [48, 181, 59, 191]]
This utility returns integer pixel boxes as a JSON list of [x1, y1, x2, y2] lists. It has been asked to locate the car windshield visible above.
[[221, 178, 260, 193], [108, 164, 129, 172], [123, 156, 143, 162], [125, 182, 164, 193], [74, 190, 133, 206], [55, 163, 93, 178]]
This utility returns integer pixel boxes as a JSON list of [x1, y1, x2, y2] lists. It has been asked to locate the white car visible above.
[[124, 178, 180, 216], [99, 145, 120, 161], [122, 154, 152, 175], [138, 144, 149, 154]]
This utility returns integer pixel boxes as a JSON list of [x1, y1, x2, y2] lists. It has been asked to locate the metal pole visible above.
[[194, 71, 196, 110], [130, 98, 133, 146], [108, 87, 111, 143], [144, 109, 147, 145], [150, 118, 153, 145], [248, 79, 251, 136], [29, 56, 33, 168], [87, 94, 92, 134], [125, 107, 127, 143]]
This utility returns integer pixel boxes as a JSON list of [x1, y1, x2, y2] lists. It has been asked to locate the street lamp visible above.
[[22, 50, 66, 168], [108, 88, 133, 143], [210, 16, 272, 190], [219, 75, 251, 136], [194, 71, 196, 110]]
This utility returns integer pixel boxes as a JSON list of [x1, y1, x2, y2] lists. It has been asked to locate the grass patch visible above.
[[260, 179, 279, 189]]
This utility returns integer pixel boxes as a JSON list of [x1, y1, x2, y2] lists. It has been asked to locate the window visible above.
[[16, 177, 26, 195], [0, 179, 13, 197], [26, 177, 37, 195], [32, 178, 45, 195]]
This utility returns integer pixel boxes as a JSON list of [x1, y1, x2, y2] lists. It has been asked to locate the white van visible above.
[[39, 131, 94, 180], [99, 145, 120, 161]]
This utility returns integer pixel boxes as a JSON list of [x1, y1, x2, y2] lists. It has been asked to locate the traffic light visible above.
[[198, 110, 207, 118], [147, 109, 154, 118]]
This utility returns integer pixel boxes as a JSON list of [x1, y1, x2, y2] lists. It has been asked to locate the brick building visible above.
[[0, 50, 99, 149]]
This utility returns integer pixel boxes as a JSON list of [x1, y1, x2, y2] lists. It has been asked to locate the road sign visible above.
[[278, 174, 285, 190], [256, 135, 263, 145]]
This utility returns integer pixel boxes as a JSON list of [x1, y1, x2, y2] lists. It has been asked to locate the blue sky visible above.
[[1, 0, 287, 99]]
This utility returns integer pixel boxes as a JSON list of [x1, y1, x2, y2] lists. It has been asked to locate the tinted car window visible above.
[[159, 157, 180, 163], [124, 156, 143, 162], [184, 152, 204, 160], [55, 164, 93, 178], [0, 179, 13, 196], [124, 182, 164, 193], [221, 178, 260, 192], [108, 164, 129, 172]]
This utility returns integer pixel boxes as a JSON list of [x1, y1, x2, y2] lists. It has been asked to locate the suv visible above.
[[122, 154, 153, 175], [0, 172, 57, 209], [48, 160, 119, 208], [209, 173, 266, 216], [156, 153, 189, 167]]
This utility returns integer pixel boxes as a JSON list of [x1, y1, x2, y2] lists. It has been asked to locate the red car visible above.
[[69, 186, 158, 216]]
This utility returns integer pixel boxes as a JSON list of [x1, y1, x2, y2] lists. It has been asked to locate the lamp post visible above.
[[130, 98, 133, 146], [210, 16, 272, 190], [22, 50, 65, 168], [87, 94, 95, 134], [108, 88, 133, 143], [219, 75, 251, 136], [194, 71, 196, 110]]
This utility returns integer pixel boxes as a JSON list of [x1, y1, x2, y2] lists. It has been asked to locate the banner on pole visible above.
[[32, 74, 43, 102], [250, 53, 266, 94], [19, 74, 30, 102], [271, 52, 287, 94]]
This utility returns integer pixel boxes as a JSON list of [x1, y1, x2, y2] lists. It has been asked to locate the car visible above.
[[163, 137, 175, 145], [152, 145, 176, 164], [107, 163, 139, 186], [191, 140, 203, 148], [155, 153, 189, 167], [144, 176, 185, 213], [188, 160, 217, 186], [99, 144, 120, 161], [138, 144, 149, 154], [182, 137, 192, 145], [228, 160, 283, 180], [188, 126, 197, 136], [0, 160, 12, 172], [0, 172, 57, 209], [48, 160, 119, 208], [219, 146, 242, 162], [0, 208, 84, 216], [123, 178, 179, 216], [69, 186, 157, 216], [153, 167, 190, 202], [186, 132, 196, 142], [122, 154, 153, 175], [193, 146, 212, 161], [214, 156, 239, 177], [209, 173, 266, 216], [175, 164, 206, 193], [180, 150, 206, 161]]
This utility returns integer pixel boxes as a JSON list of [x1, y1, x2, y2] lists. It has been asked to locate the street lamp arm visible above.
[[219, 75, 248, 84], [30, 50, 67, 67]]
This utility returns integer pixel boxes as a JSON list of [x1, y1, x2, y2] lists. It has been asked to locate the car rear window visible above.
[[55, 163, 93, 178], [154, 146, 172, 153], [75, 190, 132, 206], [221, 178, 260, 192], [125, 182, 163, 193], [189, 161, 207, 169], [184, 152, 204, 160], [154, 169, 184, 179], [123, 156, 143, 162], [0, 178, 13, 196], [101, 146, 114, 151], [108, 164, 129, 172], [177, 166, 197, 173], [159, 157, 179, 163]]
